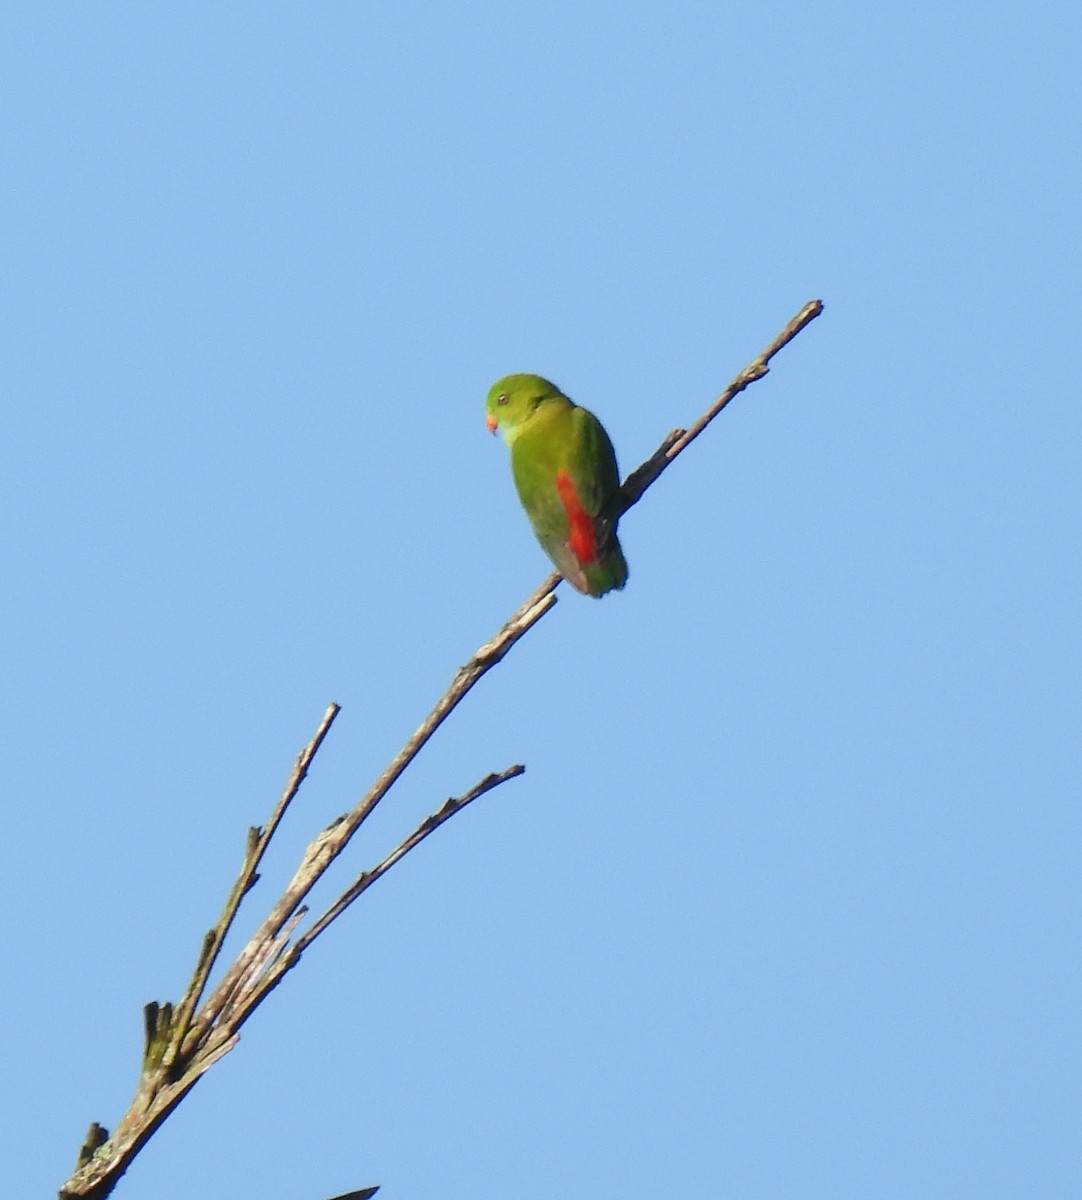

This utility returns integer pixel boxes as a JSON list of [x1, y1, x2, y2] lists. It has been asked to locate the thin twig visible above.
[[167, 703, 340, 1058], [621, 299, 824, 507], [298, 765, 526, 951]]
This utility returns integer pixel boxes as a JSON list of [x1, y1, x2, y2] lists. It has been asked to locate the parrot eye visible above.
[[497, 393, 509, 405]]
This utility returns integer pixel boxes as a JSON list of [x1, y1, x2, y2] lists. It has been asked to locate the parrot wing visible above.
[[511, 403, 625, 595]]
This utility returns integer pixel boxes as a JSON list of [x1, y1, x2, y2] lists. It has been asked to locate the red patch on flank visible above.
[[555, 469, 598, 566]]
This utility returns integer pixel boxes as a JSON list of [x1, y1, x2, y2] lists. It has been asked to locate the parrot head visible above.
[[485, 373, 565, 444]]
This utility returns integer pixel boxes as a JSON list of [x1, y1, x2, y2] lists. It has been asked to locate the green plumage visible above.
[[485, 374, 628, 597]]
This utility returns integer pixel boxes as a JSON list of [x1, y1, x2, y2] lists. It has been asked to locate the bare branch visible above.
[[58, 299, 823, 1200]]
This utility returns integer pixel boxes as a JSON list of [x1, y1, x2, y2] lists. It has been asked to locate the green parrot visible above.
[[485, 373, 628, 597]]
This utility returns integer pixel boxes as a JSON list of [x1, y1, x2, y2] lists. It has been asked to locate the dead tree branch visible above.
[[58, 298, 823, 1200]]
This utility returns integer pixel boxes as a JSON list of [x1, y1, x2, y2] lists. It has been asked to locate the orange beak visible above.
[[485, 413, 498, 434]]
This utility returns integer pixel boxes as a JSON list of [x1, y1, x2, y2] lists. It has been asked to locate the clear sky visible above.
[[5, 4, 1079, 1199]]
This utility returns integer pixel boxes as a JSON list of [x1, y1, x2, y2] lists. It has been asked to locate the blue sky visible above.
[[4, 3, 1079, 1198]]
